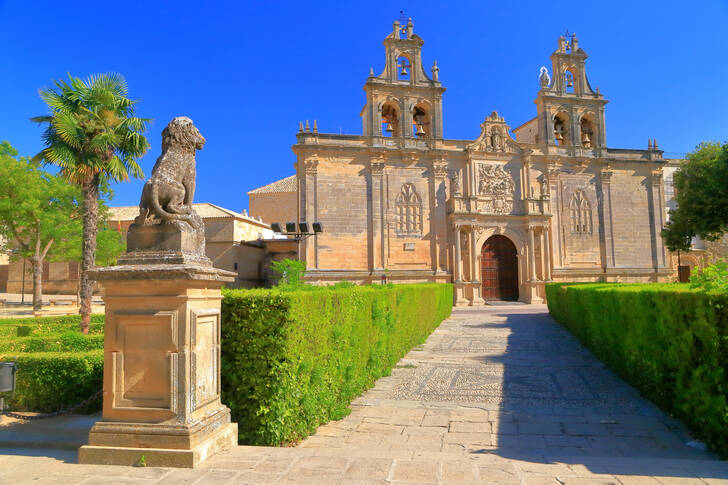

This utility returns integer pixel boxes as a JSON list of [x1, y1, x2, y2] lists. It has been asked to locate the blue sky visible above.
[[1, 1, 727, 211]]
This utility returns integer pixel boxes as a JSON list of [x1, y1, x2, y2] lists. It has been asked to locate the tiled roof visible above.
[[247, 175, 297, 194], [107, 203, 270, 227]]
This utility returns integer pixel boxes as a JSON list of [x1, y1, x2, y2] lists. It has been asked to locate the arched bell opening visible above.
[[412, 104, 431, 138], [381, 102, 400, 137], [579, 114, 596, 148], [553, 112, 569, 146], [397, 54, 412, 81], [480, 235, 519, 301], [564, 67, 578, 94]]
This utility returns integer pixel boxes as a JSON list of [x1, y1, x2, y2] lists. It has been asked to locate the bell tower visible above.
[[362, 17, 445, 139], [535, 32, 608, 148]]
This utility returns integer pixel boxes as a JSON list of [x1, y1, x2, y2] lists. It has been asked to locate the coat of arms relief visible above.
[[477, 163, 515, 215]]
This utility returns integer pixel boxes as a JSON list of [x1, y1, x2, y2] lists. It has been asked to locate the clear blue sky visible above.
[[2, 1, 727, 212]]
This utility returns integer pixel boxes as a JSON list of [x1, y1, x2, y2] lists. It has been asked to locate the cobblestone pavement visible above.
[[2, 304, 728, 484]]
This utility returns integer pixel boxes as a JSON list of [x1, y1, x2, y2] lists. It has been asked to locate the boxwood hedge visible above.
[[0, 351, 103, 412], [546, 282, 728, 456], [221, 283, 452, 445]]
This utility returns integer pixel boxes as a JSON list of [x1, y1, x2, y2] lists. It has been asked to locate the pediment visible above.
[[467, 111, 520, 155]]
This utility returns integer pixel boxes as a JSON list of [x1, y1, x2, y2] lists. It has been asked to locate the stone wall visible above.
[[249, 191, 297, 226]]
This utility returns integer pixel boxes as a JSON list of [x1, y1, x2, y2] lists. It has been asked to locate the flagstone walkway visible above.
[[2, 305, 727, 484]]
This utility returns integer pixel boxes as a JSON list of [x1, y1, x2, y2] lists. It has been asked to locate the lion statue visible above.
[[135, 117, 205, 232]]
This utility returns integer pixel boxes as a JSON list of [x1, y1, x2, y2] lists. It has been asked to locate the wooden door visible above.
[[481, 235, 518, 301]]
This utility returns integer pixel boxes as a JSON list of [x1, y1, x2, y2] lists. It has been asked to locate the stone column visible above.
[[526, 224, 543, 303], [454, 225, 463, 281], [370, 156, 386, 270], [470, 228, 484, 305], [527, 225, 537, 282], [454, 225, 468, 305], [543, 226, 552, 281]]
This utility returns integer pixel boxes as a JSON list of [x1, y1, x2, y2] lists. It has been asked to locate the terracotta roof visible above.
[[108, 203, 270, 228], [247, 175, 297, 194]]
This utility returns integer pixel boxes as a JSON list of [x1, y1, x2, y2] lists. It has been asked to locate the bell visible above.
[[567, 76, 574, 88], [385, 122, 393, 133], [415, 124, 425, 136], [400, 66, 408, 76]]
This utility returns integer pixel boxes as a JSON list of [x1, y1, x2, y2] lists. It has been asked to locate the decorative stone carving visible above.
[[432, 159, 448, 178], [125, 117, 207, 264], [539, 66, 551, 88], [449, 170, 462, 195], [467, 111, 517, 154], [304, 156, 319, 174], [395, 183, 423, 236], [539, 177, 549, 199], [477, 163, 515, 215], [369, 156, 385, 175], [80, 117, 237, 468]]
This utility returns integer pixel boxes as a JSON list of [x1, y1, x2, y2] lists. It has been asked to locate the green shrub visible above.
[[546, 282, 728, 456], [690, 259, 728, 293], [270, 258, 307, 288], [16, 326, 31, 337], [221, 283, 452, 445], [0, 333, 104, 353], [0, 350, 103, 412]]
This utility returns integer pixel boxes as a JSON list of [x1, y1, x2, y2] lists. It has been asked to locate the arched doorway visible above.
[[481, 235, 518, 301]]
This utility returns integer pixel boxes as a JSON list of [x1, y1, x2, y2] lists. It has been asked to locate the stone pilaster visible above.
[[599, 163, 615, 269], [470, 228, 484, 305], [304, 156, 319, 269], [369, 155, 386, 270], [431, 158, 448, 273], [648, 168, 667, 269]]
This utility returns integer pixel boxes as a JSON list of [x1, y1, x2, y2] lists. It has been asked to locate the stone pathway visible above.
[[2, 304, 727, 484]]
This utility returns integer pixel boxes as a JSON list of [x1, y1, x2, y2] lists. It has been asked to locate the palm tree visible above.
[[32, 73, 150, 333]]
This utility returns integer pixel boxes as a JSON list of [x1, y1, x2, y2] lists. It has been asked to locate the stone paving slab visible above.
[[2, 304, 728, 484]]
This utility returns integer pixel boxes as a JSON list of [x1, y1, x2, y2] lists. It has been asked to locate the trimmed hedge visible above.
[[0, 314, 104, 337], [0, 333, 104, 353], [0, 314, 105, 413], [221, 283, 452, 445], [0, 350, 103, 412], [546, 282, 728, 456]]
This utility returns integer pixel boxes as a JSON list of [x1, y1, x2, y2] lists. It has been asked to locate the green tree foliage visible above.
[[32, 73, 150, 333], [270, 258, 307, 288], [662, 142, 728, 250], [0, 142, 81, 310]]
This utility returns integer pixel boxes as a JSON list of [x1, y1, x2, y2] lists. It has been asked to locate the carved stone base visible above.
[[125, 223, 208, 265], [78, 420, 237, 468], [80, 264, 237, 468], [454, 281, 469, 306]]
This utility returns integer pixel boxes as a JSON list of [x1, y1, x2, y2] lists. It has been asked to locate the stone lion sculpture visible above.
[[135, 117, 205, 232]]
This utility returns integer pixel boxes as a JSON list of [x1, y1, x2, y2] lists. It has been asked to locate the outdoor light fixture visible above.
[[270, 221, 324, 239]]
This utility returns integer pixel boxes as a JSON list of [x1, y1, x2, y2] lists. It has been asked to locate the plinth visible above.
[[78, 260, 237, 468]]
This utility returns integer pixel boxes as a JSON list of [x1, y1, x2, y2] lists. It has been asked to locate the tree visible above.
[[0, 142, 81, 310], [662, 142, 728, 251], [32, 73, 150, 333]]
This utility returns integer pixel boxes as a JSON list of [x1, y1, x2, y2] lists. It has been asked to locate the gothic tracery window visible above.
[[569, 190, 592, 234], [395, 183, 423, 236]]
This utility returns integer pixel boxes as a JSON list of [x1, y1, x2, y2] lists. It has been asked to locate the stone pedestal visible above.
[[454, 281, 469, 306], [78, 263, 237, 468]]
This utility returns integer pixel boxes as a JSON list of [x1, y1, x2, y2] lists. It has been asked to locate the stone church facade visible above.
[[280, 19, 674, 304]]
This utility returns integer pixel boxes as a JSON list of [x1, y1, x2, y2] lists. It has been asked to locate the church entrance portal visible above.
[[481, 235, 518, 301]]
